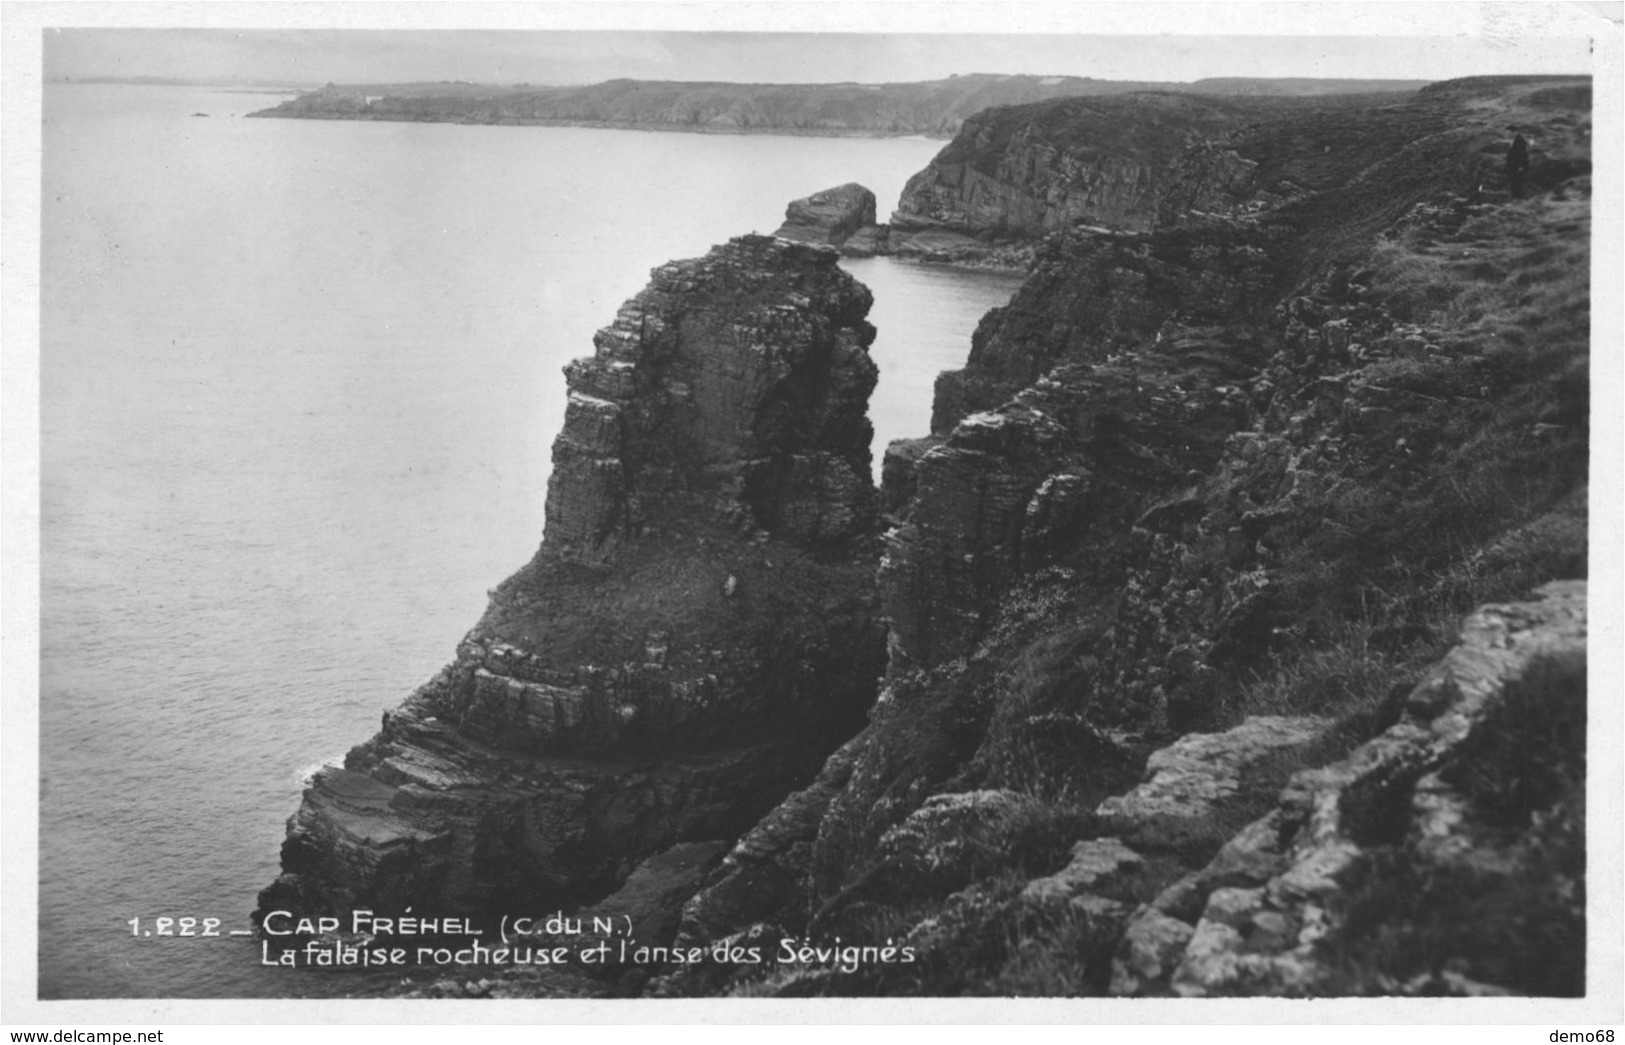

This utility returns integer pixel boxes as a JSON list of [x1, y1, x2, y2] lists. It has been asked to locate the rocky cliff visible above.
[[655, 75, 1591, 998], [1111, 580, 1585, 997], [888, 93, 1253, 249], [258, 235, 889, 924], [880, 75, 1590, 268], [262, 74, 1591, 1000]]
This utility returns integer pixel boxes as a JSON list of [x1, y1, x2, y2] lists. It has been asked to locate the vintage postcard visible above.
[[3, 1, 1620, 1033]]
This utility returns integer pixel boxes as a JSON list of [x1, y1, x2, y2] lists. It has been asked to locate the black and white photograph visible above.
[[3, 1, 1621, 1031]]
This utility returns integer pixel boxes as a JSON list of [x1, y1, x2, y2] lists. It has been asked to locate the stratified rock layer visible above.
[[545, 234, 879, 563], [260, 236, 888, 923], [885, 93, 1258, 265]]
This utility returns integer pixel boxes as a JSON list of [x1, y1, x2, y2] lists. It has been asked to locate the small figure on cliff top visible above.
[[1506, 126, 1531, 198]]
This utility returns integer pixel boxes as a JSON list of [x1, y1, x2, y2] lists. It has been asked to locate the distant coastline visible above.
[[244, 110, 960, 140], [243, 73, 1432, 140]]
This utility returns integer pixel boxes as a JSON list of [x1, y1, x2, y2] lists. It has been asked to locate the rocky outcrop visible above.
[[773, 183, 882, 253], [884, 94, 1259, 265], [740, 579, 1585, 1000], [810, 301, 1275, 898], [869, 220, 1279, 674], [1155, 142, 1272, 225], [929, 219, 1281, 433], [882, 714, 1334, 987], [1020, 837, 1143, 906], [543, 235, 879, 563], [777, 86, 1498, 271], [873, 83, 1545, 268], [259, 235, 889, 925], [1096, 716, 1332, 828], [1112, 582, 1586, 997]]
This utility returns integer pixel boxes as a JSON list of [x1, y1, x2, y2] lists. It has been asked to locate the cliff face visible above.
[[258, 236, 888, 921], [892, 95, 1244, 236], [928, 218, 1282, 431], [660, 76, 1590, 998], [882, 93, 1264, 266], [880, 79, 1592, 269]]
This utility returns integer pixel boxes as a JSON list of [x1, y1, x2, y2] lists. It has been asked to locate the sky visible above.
[[31, 4, 1608, 87]]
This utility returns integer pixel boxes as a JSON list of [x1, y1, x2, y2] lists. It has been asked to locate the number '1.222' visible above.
[[128, 916, 222, 936]]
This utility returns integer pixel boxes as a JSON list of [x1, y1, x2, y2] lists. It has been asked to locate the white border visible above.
[[4, 1, 1621, 1032]]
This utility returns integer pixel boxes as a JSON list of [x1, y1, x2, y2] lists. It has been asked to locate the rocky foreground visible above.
[[260, 74, 1590, 998]]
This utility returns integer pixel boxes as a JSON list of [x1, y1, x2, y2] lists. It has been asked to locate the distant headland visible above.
[[242, 73, 1432, 138]]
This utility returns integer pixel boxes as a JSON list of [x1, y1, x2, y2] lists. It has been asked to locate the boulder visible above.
[[1096, 715, 1333, 829], [773, 183, 879, 249]]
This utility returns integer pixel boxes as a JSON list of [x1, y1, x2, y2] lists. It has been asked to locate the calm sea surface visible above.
[[38, 84, 1022, 998]]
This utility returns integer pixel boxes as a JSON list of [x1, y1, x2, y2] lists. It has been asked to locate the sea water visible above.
[[38, 83, 1023, 998]]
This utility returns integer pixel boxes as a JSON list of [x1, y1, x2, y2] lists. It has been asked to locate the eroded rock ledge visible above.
[[1113, 581, 1586, 997], [258, 235, 888, 922]]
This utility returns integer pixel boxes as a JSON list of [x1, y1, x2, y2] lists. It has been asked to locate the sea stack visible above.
[[257, 235, 888, 922], [773, 183, 889, 256]]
